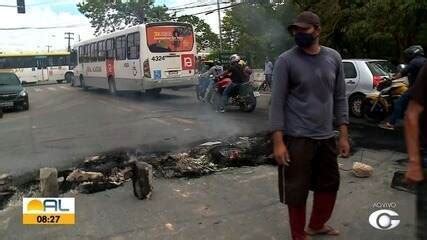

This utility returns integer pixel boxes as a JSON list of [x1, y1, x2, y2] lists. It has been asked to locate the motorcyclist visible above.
[[201, 60, 223, 103], [380, 45, 427, 130], [218, 54, 247, 113]]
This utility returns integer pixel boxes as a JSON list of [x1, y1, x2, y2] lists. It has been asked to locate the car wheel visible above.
[[23, 98, 29, 111], [349, 94, 365, 118]]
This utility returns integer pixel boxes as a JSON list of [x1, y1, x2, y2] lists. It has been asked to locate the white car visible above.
[[343, 59, 396, 118]]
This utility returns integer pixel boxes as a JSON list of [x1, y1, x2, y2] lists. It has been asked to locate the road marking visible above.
[[150, 118, 171, 126], [59, 86, 71, 90], [47, 87, 57, 91], [34, 88, 42, 92], [170, 117, 195, 125]]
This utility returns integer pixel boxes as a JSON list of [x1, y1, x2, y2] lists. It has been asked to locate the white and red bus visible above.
[[72, 22, 198, 95], [0, 52, 75, 84]]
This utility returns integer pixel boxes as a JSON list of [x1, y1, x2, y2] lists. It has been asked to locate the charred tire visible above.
[[349, 94, 365, 118]]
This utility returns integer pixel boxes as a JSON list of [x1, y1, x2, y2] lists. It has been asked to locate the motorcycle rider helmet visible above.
[[404, 45, 424, 62], [230, 54, 241, 64]]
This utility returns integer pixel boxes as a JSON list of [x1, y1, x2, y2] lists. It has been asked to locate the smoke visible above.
[[230, 3, 296, 66]]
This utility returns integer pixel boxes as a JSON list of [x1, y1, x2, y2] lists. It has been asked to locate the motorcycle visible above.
[[361, 77, 408, 122], [211, 76, 259, 113]]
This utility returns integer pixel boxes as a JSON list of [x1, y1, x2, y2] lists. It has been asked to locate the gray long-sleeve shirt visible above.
[[269, 46, 349, 139]]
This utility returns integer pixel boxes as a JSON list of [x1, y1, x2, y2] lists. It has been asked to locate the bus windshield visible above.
[[146, 24, 194, 53]]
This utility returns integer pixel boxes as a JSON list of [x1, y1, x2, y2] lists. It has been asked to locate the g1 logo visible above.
[[181, 54, 194, 70], [369, 209, 400, 230]]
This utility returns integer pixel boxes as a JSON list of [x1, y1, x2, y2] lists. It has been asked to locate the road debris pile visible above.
[[141, 135, 274, 178], [61, 135, 273, 194], [0, 173, 15, 209], [63, 151, 135, 194]]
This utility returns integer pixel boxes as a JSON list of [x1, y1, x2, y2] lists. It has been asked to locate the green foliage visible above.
[[177, 15, 219, 52], [77, 0, 171, 36]]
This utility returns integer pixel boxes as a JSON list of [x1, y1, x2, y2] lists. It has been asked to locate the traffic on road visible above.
[[0, 1, 426, 240]]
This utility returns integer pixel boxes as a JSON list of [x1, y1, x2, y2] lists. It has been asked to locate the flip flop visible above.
[[306, 225, 340, 236], [378, 123, 395, 130]]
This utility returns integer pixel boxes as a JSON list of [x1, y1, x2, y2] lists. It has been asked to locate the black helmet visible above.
[[404, 45, 424, 61]]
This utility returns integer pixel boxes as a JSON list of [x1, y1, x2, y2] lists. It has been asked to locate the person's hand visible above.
[[274, 142, 291, 166], [405, 161, 424, 185], [338, 136, 350, 158]]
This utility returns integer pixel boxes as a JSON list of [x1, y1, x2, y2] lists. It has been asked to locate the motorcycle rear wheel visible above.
[[240, 95, 257, 113], [361, 99, 388, 122]]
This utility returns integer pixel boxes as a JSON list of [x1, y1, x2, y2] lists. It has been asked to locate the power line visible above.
[[169, 2, 229, 11], [190, 3, 240, 16], [64, 32, 74, 52], [0, 24, 87, 30]]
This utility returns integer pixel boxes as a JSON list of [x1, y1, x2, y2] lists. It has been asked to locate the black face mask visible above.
[[294, 32, 317, 48]]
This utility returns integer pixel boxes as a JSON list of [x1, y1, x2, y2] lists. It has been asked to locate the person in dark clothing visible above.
[[219, 54, 246, 112], [380, 45, 426, 130], [404, 63, 427, 240], [269, 11, 350, 240]]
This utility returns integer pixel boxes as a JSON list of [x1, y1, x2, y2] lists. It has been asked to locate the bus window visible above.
[[116, 35, 126, 60], [85, 45, 90, 63], [78, 46, 83, 63], [146, 24, 194, 53], [127, 32, 140, 60], [98, 41, 106, 61], [106, 38, 115, 59], [90, 43, 97, 62]]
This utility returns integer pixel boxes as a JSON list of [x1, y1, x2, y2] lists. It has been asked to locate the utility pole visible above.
[[64, 32, 74, 52], [46, 45, 52, 52], [217, 0, 223, 52]]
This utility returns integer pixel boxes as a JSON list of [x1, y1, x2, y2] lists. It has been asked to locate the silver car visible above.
[[342, 59, 396, 117]]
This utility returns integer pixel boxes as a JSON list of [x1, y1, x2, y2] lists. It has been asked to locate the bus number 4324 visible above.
[[151, 56, 165, 61]]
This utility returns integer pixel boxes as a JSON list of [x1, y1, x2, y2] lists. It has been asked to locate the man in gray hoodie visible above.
[[269, 11, 350, 240]]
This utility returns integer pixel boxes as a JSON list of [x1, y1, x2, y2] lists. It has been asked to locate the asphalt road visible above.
[[0, 84, 270, 177]]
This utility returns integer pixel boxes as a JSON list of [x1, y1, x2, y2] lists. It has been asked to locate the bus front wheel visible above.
[[65, 72, 74, 84], [108, 78, 117, 95]]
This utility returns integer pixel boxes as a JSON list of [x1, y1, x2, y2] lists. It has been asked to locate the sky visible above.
[[0, 0, 229, 52]]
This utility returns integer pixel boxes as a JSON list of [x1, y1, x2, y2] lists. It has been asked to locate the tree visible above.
[[176, 15, 219, 52], [77, 0, 171, 36], [291, 0, 427, 62]]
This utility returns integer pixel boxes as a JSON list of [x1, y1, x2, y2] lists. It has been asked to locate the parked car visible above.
[[342, 59, 396, 118], [0, 72, 29, 111]]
